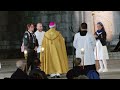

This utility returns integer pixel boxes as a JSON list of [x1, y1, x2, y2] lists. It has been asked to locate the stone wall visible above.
[[84, 11, 120, 50], [23, 11, 75, 41], [0, 11, 9, 59], [1, 11, 119, 59], [0, 11, 24, 59], [22, 11, 83, 55], [0, 11, 8, 49], [0, 11, 83, 59], [106, 11, 120, 48]]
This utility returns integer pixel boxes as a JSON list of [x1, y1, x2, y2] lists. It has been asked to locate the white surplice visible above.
[[35, 30, 45, 53], [73, 32, 96, 66]]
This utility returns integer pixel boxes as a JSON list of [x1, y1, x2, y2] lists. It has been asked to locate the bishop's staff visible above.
[[81, 48, 85, 69]]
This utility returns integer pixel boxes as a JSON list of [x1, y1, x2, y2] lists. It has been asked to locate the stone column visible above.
[[113, 11, 120, 38], [84, 11, 94, 34], [85, 11, 115, 41]]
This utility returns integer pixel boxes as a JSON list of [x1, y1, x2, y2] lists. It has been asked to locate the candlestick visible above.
[[81, 48, 85, 69], [81, 48, 85, 55], [24, 50, 28, 60]]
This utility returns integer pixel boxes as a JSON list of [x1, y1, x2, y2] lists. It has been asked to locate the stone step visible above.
[[108, 52, 120, 59], [0, 59, 120, 79], [0, 58, 120, 72], [68, 51, 120, 60]]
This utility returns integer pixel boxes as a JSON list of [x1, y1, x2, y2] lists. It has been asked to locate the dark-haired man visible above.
[[23, 24, 38, 72], [66, 58, 86, 79], [73, 23, 96, 73], [29, 58, 48, 79]]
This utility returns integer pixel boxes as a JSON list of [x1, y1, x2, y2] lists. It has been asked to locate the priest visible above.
[[73, 23, 96, 73], [40, 22, 69, 78]]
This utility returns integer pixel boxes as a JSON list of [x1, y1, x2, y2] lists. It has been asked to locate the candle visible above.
[[41, 47, 44, 52], [81, 48, 84, 55], [24, 50, 27, 60], [92, 11, 95, 16], [24, 50, 27, 55], [81, 48, 85, 69]]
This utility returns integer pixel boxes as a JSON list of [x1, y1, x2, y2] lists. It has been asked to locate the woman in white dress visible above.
[[94, 22, 109, 72]]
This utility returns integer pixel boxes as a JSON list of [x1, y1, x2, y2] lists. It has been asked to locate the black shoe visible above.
[[50, 76, 56, 78], [56, 76, 61, 78], [47, 74, 50, 76]]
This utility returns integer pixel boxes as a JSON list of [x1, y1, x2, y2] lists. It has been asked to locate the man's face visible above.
[[29, 24, 34, 32], [37, 23, 43, 31]]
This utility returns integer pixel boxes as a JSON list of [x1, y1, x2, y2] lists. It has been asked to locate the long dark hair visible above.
[[97, 22, 105, 31], [97, 22, 107, 40]]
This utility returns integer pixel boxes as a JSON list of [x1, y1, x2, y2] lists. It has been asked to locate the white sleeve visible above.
[[90, 33, 96, 49], [73, 34, 77, 49]]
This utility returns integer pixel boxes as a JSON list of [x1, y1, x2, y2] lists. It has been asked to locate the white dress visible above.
[[35, 30, 45, 53], [73, 32, 96, 66], [94, 40, 109, 60]]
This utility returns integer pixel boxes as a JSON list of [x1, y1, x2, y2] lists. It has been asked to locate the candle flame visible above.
[[41, 47, 44, 52], [81, 48, 84, 52], [24, 50, 27, 55]]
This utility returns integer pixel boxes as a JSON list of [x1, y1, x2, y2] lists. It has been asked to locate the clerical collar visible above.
[[80, 31, 87, 36]]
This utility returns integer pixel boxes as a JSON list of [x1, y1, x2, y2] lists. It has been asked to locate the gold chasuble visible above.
[[40, 28, 69, 74]]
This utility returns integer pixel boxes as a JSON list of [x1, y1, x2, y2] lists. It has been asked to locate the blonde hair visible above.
[[16, 60, 24, 69]]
